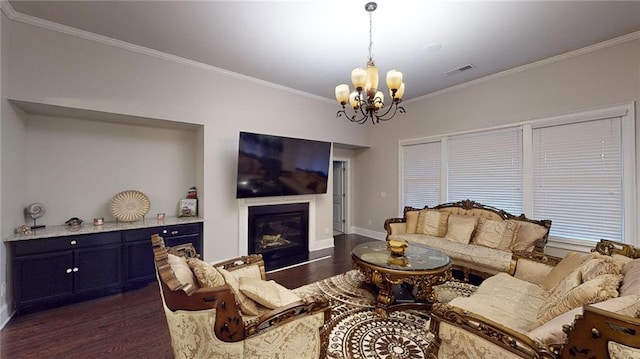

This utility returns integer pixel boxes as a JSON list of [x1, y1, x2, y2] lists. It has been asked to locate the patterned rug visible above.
[[294, 270, 432, 359]]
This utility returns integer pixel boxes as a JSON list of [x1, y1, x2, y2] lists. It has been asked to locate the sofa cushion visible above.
[[541, 252, 590, 291], [445, 215, 478, 244], [168, 253, 197, 288], [405, 210, 420, 234], [511, 221, 549, 252], [537, 273, 623, 324], [472, 218, 519, 251], [389, 233, 514, 273], [218, 267, 263, 316], [450, 273, 547, 333], [620, 258, 640, 296], [239, 277, 301, 309], [527, 294, 640, 345], [186, 257, 225, 288]]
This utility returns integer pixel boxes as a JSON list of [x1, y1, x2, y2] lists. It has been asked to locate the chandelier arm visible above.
[[374, 103, 405, 122]]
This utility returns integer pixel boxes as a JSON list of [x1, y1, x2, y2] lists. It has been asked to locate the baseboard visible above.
[[0, 302, 13, 330], [351, 227, 386, 240]]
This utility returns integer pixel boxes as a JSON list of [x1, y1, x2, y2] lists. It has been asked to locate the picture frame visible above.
[[178, 199, 197, 217]]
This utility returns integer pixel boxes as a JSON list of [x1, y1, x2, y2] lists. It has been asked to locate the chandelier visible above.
[[335, 2, 406, 125]]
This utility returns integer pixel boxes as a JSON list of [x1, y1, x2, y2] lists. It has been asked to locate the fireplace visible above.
[[248, 203, 309, 269]]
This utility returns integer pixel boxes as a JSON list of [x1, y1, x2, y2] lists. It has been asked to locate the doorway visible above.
[[332, 160, 347, 234]]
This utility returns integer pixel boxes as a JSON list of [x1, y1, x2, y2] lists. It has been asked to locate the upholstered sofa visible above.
[[427, 239, 640, 359], [384, 199, 552, 279], [151, 234, 330, 359]]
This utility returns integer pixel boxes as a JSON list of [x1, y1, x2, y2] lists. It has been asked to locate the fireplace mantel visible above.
[[238, 196, 316, 256]]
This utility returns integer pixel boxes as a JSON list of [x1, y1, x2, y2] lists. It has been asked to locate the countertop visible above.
[[4, 216, 204, 242]]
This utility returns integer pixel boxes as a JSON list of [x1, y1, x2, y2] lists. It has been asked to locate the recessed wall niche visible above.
[[21, 106, 202, 226]]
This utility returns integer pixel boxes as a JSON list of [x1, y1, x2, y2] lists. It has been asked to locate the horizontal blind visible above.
[[402, 141, 441, 208], [532, 118, 622, 242], [447, 127, 523, 214]]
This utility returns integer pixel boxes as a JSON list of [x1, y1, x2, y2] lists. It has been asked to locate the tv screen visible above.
[[236, 132, 332, 198]]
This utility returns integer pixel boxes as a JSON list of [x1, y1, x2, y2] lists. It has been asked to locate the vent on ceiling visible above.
[[446, 64, 475, 76]]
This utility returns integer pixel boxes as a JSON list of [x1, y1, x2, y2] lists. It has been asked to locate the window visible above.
[[447, 127, 523, 214], [399, 103, 635, 245], [532, 118, 622, 242], [402, 141, 440, 208]]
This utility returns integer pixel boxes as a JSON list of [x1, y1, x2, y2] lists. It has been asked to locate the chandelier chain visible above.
[[368, 11, 374, 62]]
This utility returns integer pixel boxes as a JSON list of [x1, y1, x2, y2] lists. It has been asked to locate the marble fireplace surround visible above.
[[238, 196, 317, 257]]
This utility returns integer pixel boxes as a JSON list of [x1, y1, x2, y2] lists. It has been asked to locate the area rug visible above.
[[294, 270, 432, 359]]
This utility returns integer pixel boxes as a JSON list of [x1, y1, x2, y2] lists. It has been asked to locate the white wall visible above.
[[354, 38, 640, 249], [24, 115, 199, 225], [2, 15, 370, 259]]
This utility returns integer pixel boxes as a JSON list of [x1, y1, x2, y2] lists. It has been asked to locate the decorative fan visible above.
[[26, 203, 46, 229], [109, 190, 150, 222]]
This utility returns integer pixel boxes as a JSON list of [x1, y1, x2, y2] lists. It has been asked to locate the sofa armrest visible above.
[[428, 303, 559, 359], [244, 294, 331, 337], [561, 305, 640, 358], [384, 217, 406, 238]]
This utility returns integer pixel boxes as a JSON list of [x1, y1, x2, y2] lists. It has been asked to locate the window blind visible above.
[[532, 118, 623, 242], [402, 141, 441, 208], [447, 127, 523, 214]]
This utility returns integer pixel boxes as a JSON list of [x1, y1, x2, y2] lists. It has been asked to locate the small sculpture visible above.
[[25, 203, 46, 229], [65, 217, 83, 227], [387, 239, 409, 257]]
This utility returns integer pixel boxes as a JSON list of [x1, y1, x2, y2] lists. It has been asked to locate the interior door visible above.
[[333, 161, 346, 233]]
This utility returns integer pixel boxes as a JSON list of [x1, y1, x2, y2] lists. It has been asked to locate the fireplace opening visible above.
[[248, 203, 309, 271]]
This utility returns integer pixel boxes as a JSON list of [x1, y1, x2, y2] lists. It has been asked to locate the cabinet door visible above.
[[14, 251, 74, 306], [123, 240, 155, 286], [73, 243, 122, 294]]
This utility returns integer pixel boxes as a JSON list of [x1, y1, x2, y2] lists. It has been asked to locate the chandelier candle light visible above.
[[335, 2, 406, 124]]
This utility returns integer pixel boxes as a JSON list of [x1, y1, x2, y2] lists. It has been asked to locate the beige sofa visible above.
[[151, 235, 330, 359], [384, 199, 552, 279], [428, 239, 640, 359]]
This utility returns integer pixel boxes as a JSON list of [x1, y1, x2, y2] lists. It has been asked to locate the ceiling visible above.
[[7, 1, 640, 102]]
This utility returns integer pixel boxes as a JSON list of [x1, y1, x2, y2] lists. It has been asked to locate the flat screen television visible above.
[[236, 132, 332, 198]]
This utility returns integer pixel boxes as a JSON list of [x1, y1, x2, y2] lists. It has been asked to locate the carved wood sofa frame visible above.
[[384, 199, 552, 279], [152, 235, 331, 344], [426, 239, 640, 359]]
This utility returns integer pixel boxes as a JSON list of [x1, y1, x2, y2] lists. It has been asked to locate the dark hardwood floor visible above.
[[0, 234, 373, 359]]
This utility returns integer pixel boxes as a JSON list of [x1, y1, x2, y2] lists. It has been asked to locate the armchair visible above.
[[151, 234, 330, 359]]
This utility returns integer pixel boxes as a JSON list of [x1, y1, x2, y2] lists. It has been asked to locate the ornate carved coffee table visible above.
[[351, 241, 452, 317]]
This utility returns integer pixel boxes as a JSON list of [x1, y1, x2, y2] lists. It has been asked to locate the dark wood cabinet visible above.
[[122, 222, 203, 289], [11, 220, 203, 312]]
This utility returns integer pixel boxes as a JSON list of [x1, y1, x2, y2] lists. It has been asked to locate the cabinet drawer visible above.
[[14, 232, 121, 256], [123, 223, 201, 242]]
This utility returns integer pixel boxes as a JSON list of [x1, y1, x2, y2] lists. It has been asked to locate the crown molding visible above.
[[0, 1, 335, 105], [404, 30, 640, 105]]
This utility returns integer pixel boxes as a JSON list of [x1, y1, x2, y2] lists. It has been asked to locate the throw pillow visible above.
[[167, 253, 197, 288], [511, 221, 549, 252], [415, 209, 429, 234], [239, 277, 301, 309], [540, 252, 590, 292], [538, 267, 583, 317], [405, 210, 420, 234], [537, 273, 623, 324], [218, 267, 262, 316], [578, 253, 623, 282], [472, 218, 520, 251], [186, 257, 225, 288], [620, 259, 640, 296], [444, 215, 478, 244], [422, 210, 450, 237]]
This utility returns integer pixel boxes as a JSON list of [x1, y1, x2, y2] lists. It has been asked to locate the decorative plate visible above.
[[109, 190, 150, 222]]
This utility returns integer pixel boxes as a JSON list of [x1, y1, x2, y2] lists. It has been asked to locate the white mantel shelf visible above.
[[3, 216, 204, 242]]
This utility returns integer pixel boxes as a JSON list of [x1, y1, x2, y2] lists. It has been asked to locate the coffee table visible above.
[[351, 241, 452, 317]]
